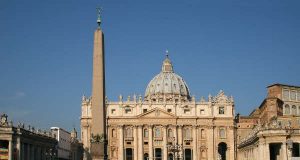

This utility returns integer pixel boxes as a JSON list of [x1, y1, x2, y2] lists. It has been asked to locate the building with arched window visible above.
[[81, 50, 236, 159]]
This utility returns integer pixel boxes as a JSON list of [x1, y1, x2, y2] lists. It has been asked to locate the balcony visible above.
[[124, 137, 134, 141]]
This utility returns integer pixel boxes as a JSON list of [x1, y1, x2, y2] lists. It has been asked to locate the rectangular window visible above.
[[219, 107, 225, 114], [291, 91, 296, 100], [297, 91, 300, 101], [219, 128, 226, 139], [125, 108, 132, 114], [111, 109, 116, 114], [283, 90, 290, 100], [200, 109, 205, 115], [184, 109, 191, 114], [167, 109, 172, 112], [143, 109, 147, 113]]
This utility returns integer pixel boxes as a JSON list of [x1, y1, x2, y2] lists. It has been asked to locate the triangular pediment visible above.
[[137, 108, 177, 119]]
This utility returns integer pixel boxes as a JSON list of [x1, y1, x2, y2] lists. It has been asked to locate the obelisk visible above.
[[90, 8, 107, 160]]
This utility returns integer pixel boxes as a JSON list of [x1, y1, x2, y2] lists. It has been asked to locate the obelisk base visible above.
[[91, 142, 107, 160]]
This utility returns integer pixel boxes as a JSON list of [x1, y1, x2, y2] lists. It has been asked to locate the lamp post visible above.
[[167, 142, 183, 160]]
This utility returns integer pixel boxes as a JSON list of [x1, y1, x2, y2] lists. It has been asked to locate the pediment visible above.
[[137, 108, 177, 119]]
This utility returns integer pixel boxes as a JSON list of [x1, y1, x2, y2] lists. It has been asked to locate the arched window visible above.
[[168, 129, 173, 137], [201, 129, 206, 139], [155, 128, 161, 137], [144, 129, 148, 138], [285, 104, 290, 115], [219, 128, 226, 139], [292, 105, 297, 115], [112, 129, 116, 138]]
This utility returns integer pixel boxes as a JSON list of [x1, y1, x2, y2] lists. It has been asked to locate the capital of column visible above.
[[117, 125, 124, 129], [177, 125, 183, 129]]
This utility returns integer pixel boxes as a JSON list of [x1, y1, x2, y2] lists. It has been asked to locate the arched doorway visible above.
[[218, 142, 227, 160], [168, 153, 173, 160], [144, 153, 149, 160]]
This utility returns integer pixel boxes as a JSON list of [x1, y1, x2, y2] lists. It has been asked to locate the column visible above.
[[149, 125, 153, 160], [17, 137, 21, 160], [27, 144, 31, 160], [174, 125, 177, 144], [138, 125, 143, 159], [134, 126, 138, 160], [192, 126, 197, 160], [8, 140, 12, 160], [207, 126, 214, 160], [21, 143, 24, 160], [163, 126, 167, 160], [265, 143, 270, 160], [118, 125, 124, 160], [282, 142, 287, 160], [178, 125, 183, 158]]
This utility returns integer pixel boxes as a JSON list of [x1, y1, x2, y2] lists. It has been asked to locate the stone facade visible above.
[[0, 114, 57, 160], [81, 50, 236, 159], [236, 84, 300, 160]]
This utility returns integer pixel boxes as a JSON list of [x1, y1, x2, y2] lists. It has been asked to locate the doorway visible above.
[[155, 148, 162, 160], [218, 142, 227, 160], [125, 148, 133, 160]]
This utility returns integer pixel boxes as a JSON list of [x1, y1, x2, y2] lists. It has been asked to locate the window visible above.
[[219, 106, 225, 114], [167, 109, 172, 113], [184, 128, 191, 139], [298, 91, 300, 101], [283, 90, 290, 100], [154, 128, 161, 137], [111, 109, 116, 114], [219, 128, 226, 139], [168, 129, 173, 137], [125, 128, 133, 137], [144, 129, 148, 138], [291, 91, 296, 100], [184, 109, 191, 114], [292, 105, 297, 115], [143, 109, 147, 113], [201, 129, 206, 139], [112, 129, 116, 137], [285, 104, 290, 115], [125, 107, 132, 114], [200, 109, 205, 115]]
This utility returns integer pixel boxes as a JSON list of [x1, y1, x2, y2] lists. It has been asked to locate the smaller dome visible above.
[[144, 55, 190, 101]]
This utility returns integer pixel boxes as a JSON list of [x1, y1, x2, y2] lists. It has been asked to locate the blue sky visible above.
[[0, 0, 300, 132]]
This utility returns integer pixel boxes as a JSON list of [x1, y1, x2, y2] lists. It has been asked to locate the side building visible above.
[[0, 114, 57, 160], [236, 84, 300, 160], [51, 127, 83, 160]]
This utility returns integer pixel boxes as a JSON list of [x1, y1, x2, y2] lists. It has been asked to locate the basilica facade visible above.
[[80, 31, 236, 159], [79, 15, 300, 160], [104, 57, 235, 160]]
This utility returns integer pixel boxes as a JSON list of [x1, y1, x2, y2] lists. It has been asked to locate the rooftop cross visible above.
[[96, 7, 102, 28], [165, 50, 169, 58]]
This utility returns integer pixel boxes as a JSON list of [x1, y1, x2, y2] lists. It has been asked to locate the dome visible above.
[[145, 55, 190, 101]]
